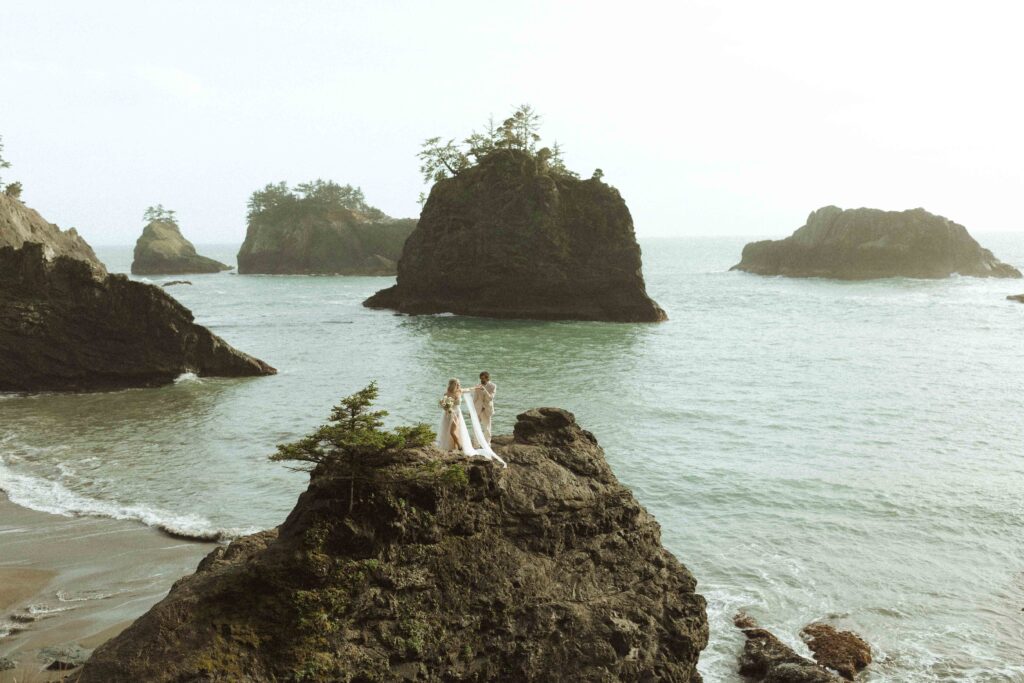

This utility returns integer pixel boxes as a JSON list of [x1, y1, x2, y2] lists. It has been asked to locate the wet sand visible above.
[[0, 494, 216, 681]]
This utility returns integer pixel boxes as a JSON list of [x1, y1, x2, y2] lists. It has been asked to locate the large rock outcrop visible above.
[[131, 220, 231, 275], [78, 408, 708, 682], [0, 193, 106, 276], [237, 211, 415, 275], [0, 243, 276, 392], [364, 150, 666, 322], [732, 206, 1021, 280]]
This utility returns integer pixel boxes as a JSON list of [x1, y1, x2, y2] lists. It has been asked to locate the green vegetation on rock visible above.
[[237, 180, 415, 275], [271, 381, 434, 472]]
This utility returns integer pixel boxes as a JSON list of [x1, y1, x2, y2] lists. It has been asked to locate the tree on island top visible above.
[[271, 382, 434, 473], [246, 179, 387, 222], [0, 135, 12, 188], [143, 204, 178, 225], [417, 104, 584, 185]]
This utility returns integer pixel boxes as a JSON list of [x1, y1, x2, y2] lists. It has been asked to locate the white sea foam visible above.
[[0, 460, 249, 542], [173, 371, 202, 384]]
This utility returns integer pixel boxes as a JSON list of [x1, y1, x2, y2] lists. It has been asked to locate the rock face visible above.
[[364, 150, 666, 322], [0, 193, 106, 276], [0, 243, 276, 392], [131, 220, 231, 275], [732, 206, 1022, 280], [734, 614, 842, 683], [800, 624, 871, 681], [237, 211, 415, 275], [78, 407, 708, 682]]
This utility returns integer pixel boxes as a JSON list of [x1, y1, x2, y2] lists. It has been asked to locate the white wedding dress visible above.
[[437, 392, 507, 467]]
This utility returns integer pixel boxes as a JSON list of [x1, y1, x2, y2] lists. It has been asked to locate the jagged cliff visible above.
[[0, 243, 276, 391], [78, 407, 707, 682], [364, 150, 666, 322], [131, 220, 231, 275], [732, 206, 1021, 280], [0, 193, 106, 276]]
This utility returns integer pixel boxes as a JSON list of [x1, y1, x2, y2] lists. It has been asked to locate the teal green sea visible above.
[[2, 236, 1023, 681]]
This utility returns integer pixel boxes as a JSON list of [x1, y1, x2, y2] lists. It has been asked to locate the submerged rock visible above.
[[131, 220, 231, 275], [0, 193, 106, 276], [364, 150, 666, 322], [162, 279, 192, 287], [0, 243, 276, 392], [1007, 294, 1024, 303], [800, 623, 871, 680], [78, 408, 707, 682], [734, 613, 841, 682], [732, 206, 1021, 280]]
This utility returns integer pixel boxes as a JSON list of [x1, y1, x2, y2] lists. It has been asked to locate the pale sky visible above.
[[1, 1, 1022, 244]]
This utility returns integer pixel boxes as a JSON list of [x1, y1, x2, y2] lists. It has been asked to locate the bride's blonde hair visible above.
[[446, 378, 460, 394]]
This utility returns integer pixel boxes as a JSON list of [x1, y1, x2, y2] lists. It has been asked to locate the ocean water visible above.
[[2, 236, 1024, 681]]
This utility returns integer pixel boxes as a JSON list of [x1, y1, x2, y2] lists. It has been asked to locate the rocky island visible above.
[[0, 192, 107, 276], [364, 106, 666, 322], [131, 205, 232, 275], [237, 180, 415, 275], [732, 205, 1022, 280], [77, 394, 707, 682], [0, 243, 275, 392]]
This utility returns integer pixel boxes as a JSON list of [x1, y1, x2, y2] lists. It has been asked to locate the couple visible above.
[[438, 372, 506, 467]]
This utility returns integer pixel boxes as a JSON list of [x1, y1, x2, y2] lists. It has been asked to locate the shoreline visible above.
[[0, 493, 217, 681]]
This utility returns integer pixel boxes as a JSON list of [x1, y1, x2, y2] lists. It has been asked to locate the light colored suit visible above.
[[472, 381, 496, 443]]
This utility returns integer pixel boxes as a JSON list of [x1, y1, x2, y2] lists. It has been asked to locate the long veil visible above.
[[463, 395, 507, 467]]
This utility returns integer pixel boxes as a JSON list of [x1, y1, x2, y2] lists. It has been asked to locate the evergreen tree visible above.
[[143, 204, 177, 225], [271, 382, 433, 472], [0, 135, 11, 187]]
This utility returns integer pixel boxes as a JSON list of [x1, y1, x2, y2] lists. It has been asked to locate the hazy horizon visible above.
[[2, 1, 1022, 245]]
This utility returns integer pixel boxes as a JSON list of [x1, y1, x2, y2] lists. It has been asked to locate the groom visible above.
[[472, 371, 496, 445]]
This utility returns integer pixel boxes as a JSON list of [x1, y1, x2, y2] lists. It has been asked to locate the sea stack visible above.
[[0, 243, 275, 392], [78, 408, 708, 681], [236, 180, 415, 275], [732, 206, 1022, 280], [364, 150, 665, 322], [131, 219, 231, 275], [0, 193, 107, 276]]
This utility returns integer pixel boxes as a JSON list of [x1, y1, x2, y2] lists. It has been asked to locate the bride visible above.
[[438, 378, 506, 467]]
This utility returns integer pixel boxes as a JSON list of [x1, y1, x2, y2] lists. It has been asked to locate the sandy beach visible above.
[[0, 494, 216, 681]]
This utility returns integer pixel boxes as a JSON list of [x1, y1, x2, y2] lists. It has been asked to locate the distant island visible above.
[[732, 206, 1022, 280], [131, 205, 232, 275], [236, 180, 415, 275], [364, 106, 666, 322]]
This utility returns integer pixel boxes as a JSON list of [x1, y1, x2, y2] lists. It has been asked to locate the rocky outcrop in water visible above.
[[734, 613, 842, 682], [0, 193, 106, 276], [732, 206, 1021, 280], [0, 243, 276, 392], [237, 181, 415, 275], [1007, 294, 1024, 303], [78, 407, 707, 682], [131, 220, 231, 275], [364, 150, 666, 322], [800, 623, 871, 681]]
